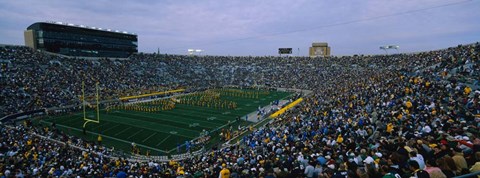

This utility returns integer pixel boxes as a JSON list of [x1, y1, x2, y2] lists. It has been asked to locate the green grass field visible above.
[[39, 89, 291, 156]]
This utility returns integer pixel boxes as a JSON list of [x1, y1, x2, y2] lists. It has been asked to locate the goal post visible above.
[[83, 81, 100, 128]]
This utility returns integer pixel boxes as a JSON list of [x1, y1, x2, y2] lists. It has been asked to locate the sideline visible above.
[[39, 120, 168, 153]]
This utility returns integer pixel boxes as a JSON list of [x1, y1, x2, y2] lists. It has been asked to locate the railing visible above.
[[22, 125, 206, 163], [0, 109, 46, 122], [127, 148, 205, 162], [453, 171, 480, 178]]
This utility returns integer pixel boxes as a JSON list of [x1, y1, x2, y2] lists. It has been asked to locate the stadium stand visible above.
[[0, 42, 479, 177]]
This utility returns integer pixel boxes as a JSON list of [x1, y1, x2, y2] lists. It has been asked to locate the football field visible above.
[[39, 89, 291, 155]]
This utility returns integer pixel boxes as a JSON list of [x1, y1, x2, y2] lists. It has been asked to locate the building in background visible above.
[[24, 21, 137, 58], [309, 42, 330, 57]]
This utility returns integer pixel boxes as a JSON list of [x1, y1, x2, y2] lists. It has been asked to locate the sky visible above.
[[0, 0, 479, 56]]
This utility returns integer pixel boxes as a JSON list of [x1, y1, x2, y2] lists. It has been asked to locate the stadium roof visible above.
[[28, 21, 137, 35]]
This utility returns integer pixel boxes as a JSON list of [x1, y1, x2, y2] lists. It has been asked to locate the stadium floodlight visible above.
[[380, 45, 400, 54], [188, 49, 194, 55], [380, 46, 389, 54], [187, 49, 204, 55]]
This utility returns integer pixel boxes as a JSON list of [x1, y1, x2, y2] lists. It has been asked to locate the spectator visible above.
[[452, 147, 469, 175], [408, 160, 430, 178], [424, 159, 446, 178]]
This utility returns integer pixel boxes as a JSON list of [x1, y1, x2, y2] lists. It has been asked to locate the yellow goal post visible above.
[[83, 81, 100, 128]]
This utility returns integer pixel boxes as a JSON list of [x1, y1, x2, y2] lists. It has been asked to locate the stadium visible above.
[[1, 1, 480, 178]]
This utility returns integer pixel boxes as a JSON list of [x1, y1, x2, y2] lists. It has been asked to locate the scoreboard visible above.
[[309, 42, 330, 57], [278, 48, 292, 54]]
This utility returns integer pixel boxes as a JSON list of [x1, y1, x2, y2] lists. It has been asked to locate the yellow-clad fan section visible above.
[[269, 98, 303, 118]]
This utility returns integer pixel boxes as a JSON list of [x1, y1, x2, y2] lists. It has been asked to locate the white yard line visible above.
[[127, 129, 143, 139], [44, 122, 167, 153], [156, 135, 171, 147], [115, 126, 132, 136], [110, 114, 197, 138], [91, 122, 108, 130], [142, 132, 157, 143], [103, 124, 120, 133]]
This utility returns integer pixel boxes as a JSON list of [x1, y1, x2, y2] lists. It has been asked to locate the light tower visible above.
[[187, 49, 204, 55], [380, 45, 399, 54]]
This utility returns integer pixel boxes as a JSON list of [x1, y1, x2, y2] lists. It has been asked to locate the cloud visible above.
[[0, 0, 479, 55]]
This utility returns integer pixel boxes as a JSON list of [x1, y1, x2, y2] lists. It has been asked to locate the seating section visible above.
[[0, 43, 479, 177]]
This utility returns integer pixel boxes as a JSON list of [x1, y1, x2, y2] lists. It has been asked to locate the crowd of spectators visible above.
[[1, 42, 480, 177], [2, 44, 479, 117]]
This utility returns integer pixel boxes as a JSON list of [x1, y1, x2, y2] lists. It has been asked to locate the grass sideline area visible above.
[[38, 89, 292, 156]]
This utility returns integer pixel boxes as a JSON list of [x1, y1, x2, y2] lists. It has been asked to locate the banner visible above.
[[269, 98, 303, 118]]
